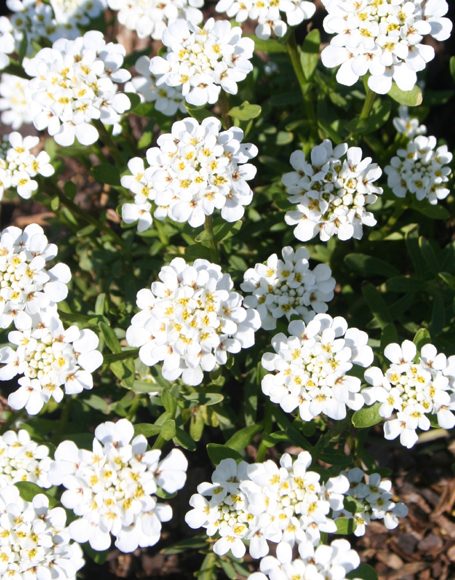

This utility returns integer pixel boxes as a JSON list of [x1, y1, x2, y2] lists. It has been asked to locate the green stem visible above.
[[152, 434, 166, 450], [286, 30, 316, 128], [217, 92, 231, 129], [256, 403, 273, 462], [103, 348, 139, 363], [44, 180, 123, 246], [93, 120, 124, 166], [380, 199, 406, 239], [359, 87, 377, 123], [204, 215, 219, 262], [57, 399, 71, 437]]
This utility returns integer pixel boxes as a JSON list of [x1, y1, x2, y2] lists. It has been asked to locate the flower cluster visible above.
[[363, 340, 455, 448], [335, 468, 408, 536], [149, 18, 255, 106], [125, 56, 187, 117], [107, 0, 203, 40], [23, 30, 131, 147], [127, 257, 260, 385], [261, 315, 374, 421], [250, 539, 360, 580], [0, 74, 37, 129], [185, 453, 349, 559], [0, 485, 85, 578], [215, 0, 316, 40], [1, 311, 103, 415], [321, 0, 453, 94], [121, 117, 257, 231], [0, 0, 105, 70], [49, 419, 188, 552], [241, 246, 336, 330], [0, 224, 70, 331], [284, 140, 383, 242], [393, 105, 427, 140], [0, 132, 54, 200], [385, 135, 452, 205], [0, 429, 51, 489]]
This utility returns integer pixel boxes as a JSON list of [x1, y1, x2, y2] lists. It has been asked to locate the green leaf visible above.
[[134, 423, 161, 437], [450, 56, 455, 82], [186, 104, 213, 122], [344, 253, 399, 278], [347, 564, 378, 580], [98, 321, 121, 354], [335, 517, 355, 535], [228, 101, 262, 122], [160, 419, 177, 440], [248, 35, 287, 53], [411, 200, 450, 220], [386, 276, 425, 293], [361, 283, 393, 328], [190, 408, 206, 442], [185, 243, 217, 262], [83, 544, 109, 565], [125, 91, 142, 111], [430, 292, 445, 336], [413, 328, 431, 350], [418, 236, 441, 275], [352, 403, 383, 429], [138, 130, 153, 149], [173, 427, 197, 451], [388, 83, 423, 107], [110, 358, 135, 388], [347, 99, 392, 135], [161, 535, 208, 555], [91, 162, 120, 186], [15, 482, 58, 506], [161, 389, 177, 416], [225, 424, 261, 452], [206, 443, 243, 465], [439, 272, 455, 290], [300, 29, 320, 80]]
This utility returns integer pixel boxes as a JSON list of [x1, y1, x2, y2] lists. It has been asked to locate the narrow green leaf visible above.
[[361, 283, 393, 328], [134, 423, 161, 437], [430, 292, 445, 336], [388, 83, 423, 107], [439, 272, 455, 290], [413, 328, 431, 350], [161, 389, 177, 416], [225, 424, 261, 452], [206, 443, 243, 465], [450, 56, 455, 81], [352, 403, 383, 428], [92, 163, 120, 186], [228, 101, 262, 122], [248, 35, 287, 53], [98, 321, 121, 354], [300, 29, 320, 80], [344, 253, 399, 278], [15, 482, 58, 507], [160, 419, 176, 440], [335, 517, 355, 535], [347, 564, 378, 580]]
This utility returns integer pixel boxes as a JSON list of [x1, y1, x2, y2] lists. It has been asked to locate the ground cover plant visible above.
[[0, 0, 454, 578]]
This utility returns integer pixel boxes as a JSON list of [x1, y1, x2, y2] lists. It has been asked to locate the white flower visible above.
[[2, 311, 103, 415], [121, 116, 257, 231], [363, 340, 455, 448], [1, 0, 102, 70], [334, 467, 408, 536], [393, 105, 427, 139], [262, 315, 374, 421], [107, 0, 203, 40], [241, 246, 335, 330], [0, 17, 15, 70], [49, 418, 188, 552], [0, 223, 70, 330], [50, 0, 106, 25], [186, 452, 349, 559], [284, 140, 383, 242], [253, 539, 360, 579], [321, 0, 453, 95], [0, 485, 85, 578], [125, 55, 187, 117], [216, 0, 316, 40], [23, 30, 131, 147], [149, 18, 255, 106], [385, 135, 452, 205], [126, 257, 260, 386], [0, 429, 51, 489], [0, 74, 38, 129], [0, 132, 54, 201]]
